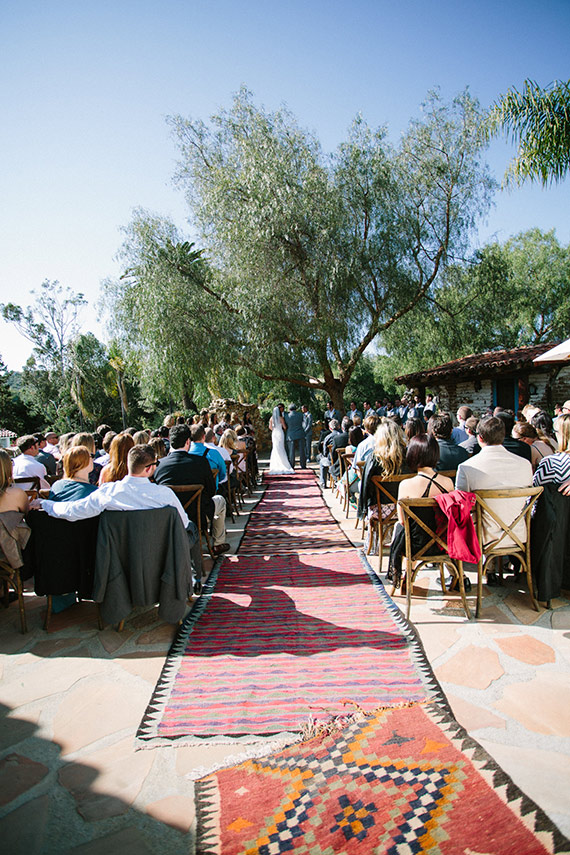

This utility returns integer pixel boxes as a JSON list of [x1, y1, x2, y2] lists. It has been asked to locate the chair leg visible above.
[[454, 561, 472, 620], [522, 556, 540, 612], [117, 620, 125, 632], [44, 594, 52, 632], [15, 573, 27, 634], [476, 560, 484, 619]]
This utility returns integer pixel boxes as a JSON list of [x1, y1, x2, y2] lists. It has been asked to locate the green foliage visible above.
[[377, 228, 570, 379], [0, 357, 34, 434], [106, 88, 493, 411], [487, 79, 570, 186]]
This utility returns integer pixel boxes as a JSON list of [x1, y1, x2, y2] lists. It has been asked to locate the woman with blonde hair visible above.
[[49, 446, 98, 501], [98, 433, 134, 484], [534, 414, 570, 487], [220, 428, 247, 473], [357, 419, 409, 523], [148, 436, 167, 460], [133, 430, 150, 445]]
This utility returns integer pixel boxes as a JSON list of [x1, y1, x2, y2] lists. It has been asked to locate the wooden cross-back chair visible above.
[[235, 450, 253, 497], [474, 486, 543, 618], [398, 496, 472, 621], [328, 446, 346, 490], [369, 473, 414, 568], [165, 484, 210, 585], [335, 450, 353, 516], [14, 476, 41, 501], [224, 460, 236, 522], [0, 556, 27, 634]]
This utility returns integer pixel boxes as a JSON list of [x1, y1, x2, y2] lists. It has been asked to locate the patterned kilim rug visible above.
[[238, 471, 353, 553], [137, 551, 447, 744], [195, 701, 570, 855]]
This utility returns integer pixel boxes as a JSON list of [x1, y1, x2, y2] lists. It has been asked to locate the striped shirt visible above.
[[533, 452, 570, 486]]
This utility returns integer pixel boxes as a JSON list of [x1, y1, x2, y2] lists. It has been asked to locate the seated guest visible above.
[[452, 406, 472, 443], [404, 418, 425, 442], [40, 444, 201, 579], [12, 435, 50, 490], [492, 410, 532, 462], [35, 434, 57, 476], [531, 411, 558, 452], [0, 449, 31, 590], [351, 415, 380, 469], [133, 430, 151, 445], [71, 432, 102, 485], [388, 434, 454, 583], [44, 431, 60, 459], [49, 447, 98, 501], [148, 436, 167, 461], [458, 416, 479, 454], [512, 422, 554, 470], [0, 449, 29, 515], [427, 413, 469, 471], [318, 419, 342, 488], [219, 428, 247, 475], [358, 419, 409, 525], [97, 431, 117, 468], [457, 417, 533, 583], [329, 416, 351, 481], [154, 425, 229, 556], [205, 429, 230, 483], [189, 424, 226, 490], [55, 433, 76, 478], [534, 414, 570, 487], [99, 434, 134, 485]]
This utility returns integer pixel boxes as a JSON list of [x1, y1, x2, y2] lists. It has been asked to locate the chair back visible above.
[[371, 472, 414, 507], [14, 476, 41, 499], [398, 497, 449, 562], [166, 484, 203, 522], [474, 486, 542, 554]]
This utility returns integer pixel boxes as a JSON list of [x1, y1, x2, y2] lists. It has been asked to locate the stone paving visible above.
[[1, 466, 570, 853]]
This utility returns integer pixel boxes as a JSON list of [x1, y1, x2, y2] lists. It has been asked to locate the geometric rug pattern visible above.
[[238, 471, 354, 553], [137, 472, 447, 743], [195, 701, 570, 854]]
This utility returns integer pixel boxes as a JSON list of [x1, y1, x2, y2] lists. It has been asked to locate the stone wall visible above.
[[424, 365, 570, 417]]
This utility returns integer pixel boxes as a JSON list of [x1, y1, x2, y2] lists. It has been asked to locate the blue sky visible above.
[[1, 0, 569, 369]]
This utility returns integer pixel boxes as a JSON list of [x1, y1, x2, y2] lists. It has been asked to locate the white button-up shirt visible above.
[[12, 454, 49, 489], [41, 475, 189, 527]]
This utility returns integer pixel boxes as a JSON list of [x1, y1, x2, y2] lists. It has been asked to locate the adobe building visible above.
[[394, 343, 570, 415]]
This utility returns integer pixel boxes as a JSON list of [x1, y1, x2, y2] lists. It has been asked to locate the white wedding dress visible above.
[[268, 406, 294, 474]]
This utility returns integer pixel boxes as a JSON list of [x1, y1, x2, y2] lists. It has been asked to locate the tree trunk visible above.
[[324, 378, 346, 416]]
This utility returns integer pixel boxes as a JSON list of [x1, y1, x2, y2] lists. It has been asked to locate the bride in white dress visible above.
[[268, 405, 294, 474]]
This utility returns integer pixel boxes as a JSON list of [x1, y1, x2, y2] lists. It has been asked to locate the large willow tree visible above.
[[108, 88, 493, 411]]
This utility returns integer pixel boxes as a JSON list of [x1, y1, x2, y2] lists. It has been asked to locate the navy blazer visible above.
[[285, 410, 305, 440]]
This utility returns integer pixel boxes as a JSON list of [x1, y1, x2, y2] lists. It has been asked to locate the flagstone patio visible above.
[[1, 465, 569, 853]]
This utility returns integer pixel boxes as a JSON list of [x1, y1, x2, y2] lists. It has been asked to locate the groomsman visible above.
[[302, 404, 313, 462]]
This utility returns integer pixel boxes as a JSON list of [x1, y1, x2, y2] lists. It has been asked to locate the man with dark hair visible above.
[[189, 424, 226, 489], [35, 433, 57, 475], [427, 413, 469, 471], [155, 426, 229, 555], [301, 404, 313, 462], [12, 435, 50, 489], [324, 400, 342, 427], [492, 410, 532, 462], [456, 418, 533, 580]]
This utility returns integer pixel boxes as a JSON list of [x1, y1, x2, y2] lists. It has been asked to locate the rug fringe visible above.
[[185, 734, 305, 780]]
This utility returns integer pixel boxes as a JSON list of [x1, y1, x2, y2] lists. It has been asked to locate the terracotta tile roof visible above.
[[394, 342, 556, 385]]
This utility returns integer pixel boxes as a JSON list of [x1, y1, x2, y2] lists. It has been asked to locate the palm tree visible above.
[[487, 79, 570, 186]]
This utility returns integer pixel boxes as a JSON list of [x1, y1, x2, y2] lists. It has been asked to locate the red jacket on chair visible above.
[[434, 490, 481, 563]]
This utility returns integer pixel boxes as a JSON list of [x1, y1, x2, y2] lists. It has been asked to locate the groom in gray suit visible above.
[[284, 404, 307, 469]]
